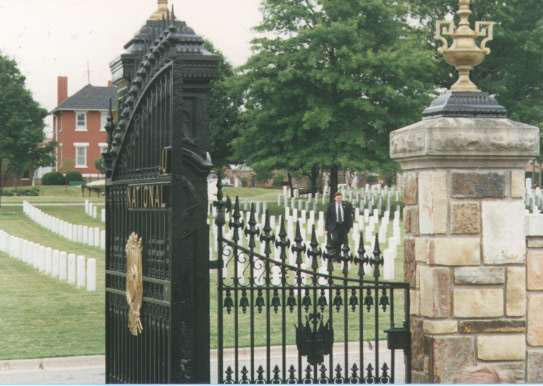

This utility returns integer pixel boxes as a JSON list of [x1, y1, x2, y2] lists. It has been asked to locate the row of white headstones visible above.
[[84, 200, 105, 223], [208, 206, 402, 282], [23, 201, 106, 250], [0, 229, 96, 291]]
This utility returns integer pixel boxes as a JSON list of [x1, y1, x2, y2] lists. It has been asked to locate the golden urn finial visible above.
[[435, 0, 495, 92], [149, 0, 169, 21]]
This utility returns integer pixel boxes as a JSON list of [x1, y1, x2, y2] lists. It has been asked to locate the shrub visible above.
[[65, 171, 84, 184], [42, 171, 66, 185], [1, 187, 40, 196], [272, 175, 285, 187]]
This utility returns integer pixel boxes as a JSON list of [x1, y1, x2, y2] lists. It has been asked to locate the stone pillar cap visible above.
[[390, 116, 539, 169]]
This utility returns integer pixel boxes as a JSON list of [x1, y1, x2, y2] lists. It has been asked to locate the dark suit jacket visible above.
[[325, 201, 353, 233]]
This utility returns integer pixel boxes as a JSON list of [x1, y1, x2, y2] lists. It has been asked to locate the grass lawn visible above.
[[40, 205, 105, 230], [1, 186, 104, 204], [0, 206, 104, 360], [224, 187, 281, 202]]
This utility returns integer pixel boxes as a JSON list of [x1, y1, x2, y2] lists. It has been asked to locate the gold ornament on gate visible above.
[[149, 0, 170, 21], [435, 0, 495, 92], [126, 232, 143, 336]]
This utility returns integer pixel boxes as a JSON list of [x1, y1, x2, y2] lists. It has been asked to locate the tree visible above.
[[233, 0, 437, 201], [0, 51, 50, 189], [204, 41, 242, 179], [409, 0, 543, 127]]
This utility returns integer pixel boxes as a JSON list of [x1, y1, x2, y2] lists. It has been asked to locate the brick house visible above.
[[51, 76, 116, 178]]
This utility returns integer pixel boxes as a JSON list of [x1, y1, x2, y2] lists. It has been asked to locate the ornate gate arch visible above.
[[103, 11, 218, 384]]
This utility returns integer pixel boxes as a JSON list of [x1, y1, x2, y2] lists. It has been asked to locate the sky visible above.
[[0, 0, 262, 134]]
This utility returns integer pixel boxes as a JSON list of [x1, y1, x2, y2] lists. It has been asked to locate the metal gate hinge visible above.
[[209, 260, 224, 270]]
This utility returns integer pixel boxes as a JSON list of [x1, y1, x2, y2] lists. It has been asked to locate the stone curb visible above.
[[0, 355, 104, 373]]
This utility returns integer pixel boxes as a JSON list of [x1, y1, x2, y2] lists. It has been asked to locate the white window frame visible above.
[[100, 112, 108, 132], [98, 142, 108, 154], [75, 111, 87, 132], [74, 143, 89, 168]]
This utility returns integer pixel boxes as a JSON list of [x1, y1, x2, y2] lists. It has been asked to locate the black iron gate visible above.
[[103, 11, 217, 384], [212, 182, 411, 384]]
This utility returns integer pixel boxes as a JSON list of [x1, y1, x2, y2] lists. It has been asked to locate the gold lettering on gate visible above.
[[126, 184, 167, 209]]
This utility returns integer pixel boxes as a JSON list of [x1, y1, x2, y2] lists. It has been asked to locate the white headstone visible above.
[[59, 251, 68, 281], [77, 255, 86, 288], [68, 254, 77, 284], [52, 249, 60, 277], [45, 248, 53, 274], [86, 258, 96, 291]]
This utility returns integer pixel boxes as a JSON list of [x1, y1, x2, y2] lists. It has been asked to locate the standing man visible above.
[[325, 192, 353, 254]]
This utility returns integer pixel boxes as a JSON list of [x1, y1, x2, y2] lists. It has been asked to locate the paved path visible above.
[[0, 343, 406, 384]]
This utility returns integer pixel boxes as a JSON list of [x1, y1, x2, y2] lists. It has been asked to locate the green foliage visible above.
[[95, 158, 106, 175], [42, 171, 66, 186], [255, 168, 273, 182], [409, 0, 543, 128], [65, 171, 84, 184], [232, 0, 436, 193], [0, 187, 39, 196], [0, 52, 52, 180], [204, 41, 243, 171], [272, 174, 285, 187]]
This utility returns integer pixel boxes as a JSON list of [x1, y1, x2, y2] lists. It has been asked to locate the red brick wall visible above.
[[55, 110, 107, 177]]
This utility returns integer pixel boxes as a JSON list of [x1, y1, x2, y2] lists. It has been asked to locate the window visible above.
[[98, 143, 108, 154], [74, 143, 89, 168], [100, 112, 108, 132], [76, 111, 87, 131]]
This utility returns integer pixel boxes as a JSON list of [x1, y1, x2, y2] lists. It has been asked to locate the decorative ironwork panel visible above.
[[213, 182, 411, 384], [104, 12, 217, 384]]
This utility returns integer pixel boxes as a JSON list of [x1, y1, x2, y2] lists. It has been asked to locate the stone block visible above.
[[423, 320, 457, 335], [403, 172, 418, 205], [478, 335, 525, 360], [430, 336, 476, 384], [414, 238, 431, 263], [512, 170, 525, 198], [458, 319, 525, 334], [451, 202, 480, 234], [527, 350, 543, 383], [528, 294, 543, 347], [411, 318, 424, 371], [420, 266, 451, 317], [528, 249, 543, 290], [411, 370, 430, 384], [404, 206, 419, 236], [454, 288, 503, 318], [404, 239, 416, 288], [451, 172, 506, 198], [482, 201, 525, 264], [491, 362, 526, 383], [410, 289, 419, 315], [506, 267, 526, 317], [527, 214, 543, 237], [528, 237, 543, 248], [429, 238, 480, 266], [419, 171, 448, 235], [454, 267, 505, 284]]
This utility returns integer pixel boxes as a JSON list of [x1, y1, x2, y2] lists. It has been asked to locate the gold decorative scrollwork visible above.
[[126, 232, 143, 336]]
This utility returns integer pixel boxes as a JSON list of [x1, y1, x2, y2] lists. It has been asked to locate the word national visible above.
[[127, 184, 168, 209]]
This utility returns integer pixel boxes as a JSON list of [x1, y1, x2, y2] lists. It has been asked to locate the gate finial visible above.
[[149, 0, 169, 21], [435, 0, 495, 92]]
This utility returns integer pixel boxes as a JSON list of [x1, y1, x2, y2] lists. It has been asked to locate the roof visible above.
[[52, 84, 117, 113]]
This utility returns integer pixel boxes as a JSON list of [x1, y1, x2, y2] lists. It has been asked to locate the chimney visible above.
[[57, 76, 68, 105], [108, 80, 113, 88]]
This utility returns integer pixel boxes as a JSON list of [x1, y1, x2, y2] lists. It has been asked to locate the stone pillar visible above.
[[392, 106, 539, 382]]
